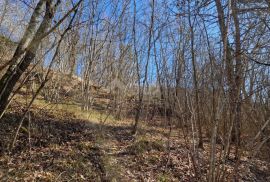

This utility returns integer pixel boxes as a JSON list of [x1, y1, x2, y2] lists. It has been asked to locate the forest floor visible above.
[[0, 96, 270, 181]]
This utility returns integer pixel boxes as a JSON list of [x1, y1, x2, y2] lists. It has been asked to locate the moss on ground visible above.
[[126, 139, 165, 155]]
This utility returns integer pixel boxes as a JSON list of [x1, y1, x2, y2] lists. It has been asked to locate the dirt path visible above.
[[1, 109, 270, 181]]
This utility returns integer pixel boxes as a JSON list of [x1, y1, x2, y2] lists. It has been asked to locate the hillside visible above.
[[0, 95, 269, 181], [1, 1, 270, 181], [0, 35, 16, 71]]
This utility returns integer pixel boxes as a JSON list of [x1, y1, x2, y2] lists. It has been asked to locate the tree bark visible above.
[[0, 1, 57, 115]]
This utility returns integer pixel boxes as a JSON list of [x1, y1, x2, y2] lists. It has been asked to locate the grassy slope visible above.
[[0, 29, 269, 182], [0, 93, 269, 181]]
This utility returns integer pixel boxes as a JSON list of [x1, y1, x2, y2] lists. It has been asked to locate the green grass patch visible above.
[[157, 173, 173, 182], [126, 139, 164, 155], [30, 97, 116, 123]]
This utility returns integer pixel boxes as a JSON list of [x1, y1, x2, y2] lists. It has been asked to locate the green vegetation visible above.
[[127, 138, 164, 155], [19, 96, 116, 123]]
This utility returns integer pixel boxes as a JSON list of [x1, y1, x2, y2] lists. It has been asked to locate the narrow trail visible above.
[[1, 108, 270, 181], [88, 145, 108, 182]]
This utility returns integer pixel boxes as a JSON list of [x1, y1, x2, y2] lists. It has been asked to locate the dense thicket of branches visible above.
[[0, 0, 270, 180]]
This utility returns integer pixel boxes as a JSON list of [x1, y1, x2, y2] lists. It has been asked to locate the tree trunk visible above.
[[188, 4, 203, 149], [0, 0, 56, 115]]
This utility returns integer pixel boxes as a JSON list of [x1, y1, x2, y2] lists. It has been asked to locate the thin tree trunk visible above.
[[187, 3, 203, 149], [133, 0, 155, 134], [0, 0, 55, 115]]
